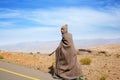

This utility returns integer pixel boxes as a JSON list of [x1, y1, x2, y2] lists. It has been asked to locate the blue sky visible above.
[[0, 0, 120, 45]]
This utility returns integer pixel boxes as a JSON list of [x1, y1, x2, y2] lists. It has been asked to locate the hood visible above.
[[61, 24, 68, 34]]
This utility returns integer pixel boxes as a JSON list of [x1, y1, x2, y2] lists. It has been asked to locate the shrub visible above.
[[115, 54, 120, 58], [37, 52, 40, 54], [52, 61, 55, 67], [0, 55, 4, 59], [29, 52, 33, 55], [100, 76, 107, 80], [80, 57, 92, 65]]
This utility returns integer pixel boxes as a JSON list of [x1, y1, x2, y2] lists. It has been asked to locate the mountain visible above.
[[0, 38, 120, 53], [0, 41, 59, 53], [74, 38, 120, 48]]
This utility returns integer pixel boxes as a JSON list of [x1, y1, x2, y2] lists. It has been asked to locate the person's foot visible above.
[[52, 74, 61, 79], [76, 76, 84, 80]]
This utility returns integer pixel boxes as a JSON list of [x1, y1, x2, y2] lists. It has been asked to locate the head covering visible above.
[[61, 24, 68, 33]]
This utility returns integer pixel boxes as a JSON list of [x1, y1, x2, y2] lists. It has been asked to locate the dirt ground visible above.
[[0, 44, 120, 80]]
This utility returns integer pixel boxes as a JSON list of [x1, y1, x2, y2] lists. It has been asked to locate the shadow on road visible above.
[[48, 65, 54, 76]]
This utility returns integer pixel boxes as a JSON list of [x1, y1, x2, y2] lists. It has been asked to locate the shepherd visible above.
[[49, 24, 83, 80]]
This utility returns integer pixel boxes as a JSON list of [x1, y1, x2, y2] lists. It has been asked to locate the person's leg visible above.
[[52, 73, 61, 79]]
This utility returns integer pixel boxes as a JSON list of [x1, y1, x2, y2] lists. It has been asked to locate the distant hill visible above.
[[74, 38, 120, 48], [0, 38, 120, 53]]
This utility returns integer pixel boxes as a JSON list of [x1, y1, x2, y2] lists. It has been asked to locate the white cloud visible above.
[[1, 7, 120, 28], [20, 7, 120, 29], [21, 7, 120, 39], [0, 8, 21, 18], [0, 7, 120, 45]]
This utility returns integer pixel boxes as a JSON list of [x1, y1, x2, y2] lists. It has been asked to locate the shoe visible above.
[[76, 76, 84, 80], [52, 74, 61, 79]]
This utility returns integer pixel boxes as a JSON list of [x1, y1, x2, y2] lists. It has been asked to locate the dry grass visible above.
[[80, 57, 92, 65], [0, 55, 4, 59], [0, 52, 54, 72], [0, 44, 120, 80], [100, 75, 107, 80]]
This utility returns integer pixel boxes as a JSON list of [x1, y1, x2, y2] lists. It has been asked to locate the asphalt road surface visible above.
[[0, 61, 55, 80]]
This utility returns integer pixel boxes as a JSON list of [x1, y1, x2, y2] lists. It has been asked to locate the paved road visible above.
[[0, 61, 55, 80]]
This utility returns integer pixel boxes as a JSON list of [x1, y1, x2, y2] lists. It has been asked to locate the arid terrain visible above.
[[0, 44, 120, 80]]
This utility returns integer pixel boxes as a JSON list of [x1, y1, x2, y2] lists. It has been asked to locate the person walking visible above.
[[49, 24, 83, 80]]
